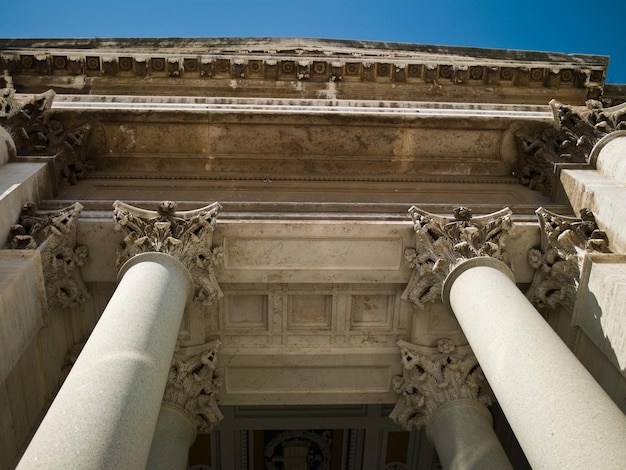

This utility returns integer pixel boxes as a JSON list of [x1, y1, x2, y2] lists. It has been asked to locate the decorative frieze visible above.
[[526, 207, 610, 312], [402, 206, 512, 309], [389, 339, 491, 430], [163, 341, 223, 433], [113, 200, 223, 304], [0, 81, 93, 185], [1, 50, 603, 89], [9, 201, 89, 309]]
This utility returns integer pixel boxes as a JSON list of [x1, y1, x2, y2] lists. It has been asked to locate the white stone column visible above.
[[442, 257, 626, 469], [146, 403, 197, 470], [17, 252, 193, 469]]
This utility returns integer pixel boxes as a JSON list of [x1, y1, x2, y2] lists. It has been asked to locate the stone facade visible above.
[[1, 37, 625, 470]]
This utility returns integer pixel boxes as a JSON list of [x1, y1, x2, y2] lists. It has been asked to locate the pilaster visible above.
[[9, 201, 88, 311], [526, 206, 609, 312], [113, 200, 223, 304]]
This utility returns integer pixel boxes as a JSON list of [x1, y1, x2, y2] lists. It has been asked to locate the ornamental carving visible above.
[[113, 200, 223, 304], [402, 206, 512, 309], [164, 341, 223, 433], [526, 207, 609, 312], [515, 100, 626, 194], [9, 201, 89, 309], [389, 339, 491, 431], [0, 81, 93, 185]]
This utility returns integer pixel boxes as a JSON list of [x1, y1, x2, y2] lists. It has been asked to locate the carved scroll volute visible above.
[[526, 207, 609, 312], [9, 201, 89, 310], [164, 341, 223, 433], [401, 206, 513, 309], [390, 339, 491, 431], [113, 200, 223, 305]]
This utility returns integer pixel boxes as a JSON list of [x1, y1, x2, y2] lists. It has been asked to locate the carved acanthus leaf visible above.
[[164, 341, 223, 433], [389, 339, 491, 431], [402, 206, 513, 309], [514, 100, 626, 194], [0, 84, 93, 185], [9, 201, 89, 309], [113, 200, 223, 304], [526, 207, 610, 312]]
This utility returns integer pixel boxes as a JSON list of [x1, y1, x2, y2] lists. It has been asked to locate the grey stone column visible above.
[[442, 257, 626, 469], [146, 341, 223, 470], [17, 252, 193, 469], [390, 339, 512, 470], [146, 403, 197, 470]]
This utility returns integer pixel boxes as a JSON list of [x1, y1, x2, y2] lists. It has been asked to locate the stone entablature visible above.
[[113, 200, 223, 304], [389, 338, 491, 430], [402, 206, 513, 309]]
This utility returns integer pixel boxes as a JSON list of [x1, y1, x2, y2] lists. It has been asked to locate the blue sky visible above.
[[4, 0, 626, 84]]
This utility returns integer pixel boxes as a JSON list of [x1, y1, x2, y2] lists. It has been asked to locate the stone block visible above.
[[0, 251, 47, 384]]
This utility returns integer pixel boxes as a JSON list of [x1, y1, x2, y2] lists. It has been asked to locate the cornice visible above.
[[0, 38, 607, 92]]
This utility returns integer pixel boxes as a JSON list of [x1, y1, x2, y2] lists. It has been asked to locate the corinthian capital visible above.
[[402, 206, 512, 309], [163, 341, 223, 433], [113, 200, 223, 304], [390, 339, 491, 431], [526, 207, 609, 312], [10, 201, 88, 310]]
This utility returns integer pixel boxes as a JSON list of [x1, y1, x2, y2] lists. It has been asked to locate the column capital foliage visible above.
[[526, 207, 609, 312], [0, 81, 92, 185], [390, 339, 491, 430], [515, 99, 626, 194], [113, 200, 223, 304], [402, 206, 513, 309], [164, 341, 223, 433], [9, 201, 89, 309]]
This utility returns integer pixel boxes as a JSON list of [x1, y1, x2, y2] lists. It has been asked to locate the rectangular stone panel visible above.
[[350, 294, 394, 330], [287, 294, 332, 330], [223, 237, 402, 270], [219, 347, 401, 405], [223, 294, 268, 330]]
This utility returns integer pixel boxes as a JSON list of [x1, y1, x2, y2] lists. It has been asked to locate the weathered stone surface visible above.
[[113, 200, 222, 304], [402, 206, 513, 309], [389, 339, 490, 430]]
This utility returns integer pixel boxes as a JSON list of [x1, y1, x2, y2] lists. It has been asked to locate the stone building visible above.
[[1, 37, 625, 469]]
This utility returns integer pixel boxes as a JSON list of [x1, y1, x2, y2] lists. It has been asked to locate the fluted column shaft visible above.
[[442, 257, 626, 469], [17, 252, 193, 469]]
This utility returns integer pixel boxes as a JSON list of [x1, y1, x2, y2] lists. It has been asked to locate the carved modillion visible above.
[[164, 341, 223, 433], [113, 200, 223, 304], [9, 201, 89, 309], [526, 207, 609, 312], [402, 206, 512, 309], [390, 339, 491, 431]]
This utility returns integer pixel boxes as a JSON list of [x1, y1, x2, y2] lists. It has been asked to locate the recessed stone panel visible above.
[[350, 294, 394, 330], [288, 294, 332, 330], [224, 294, 268, 330]]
